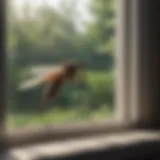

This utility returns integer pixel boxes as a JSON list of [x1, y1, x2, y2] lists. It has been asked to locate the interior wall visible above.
[[131, 0, 160, 128], [0, 0, 6, 150], [146, 0, 160, 128]]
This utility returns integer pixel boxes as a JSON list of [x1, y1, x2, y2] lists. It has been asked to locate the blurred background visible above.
[[6, 0, 117, 130]]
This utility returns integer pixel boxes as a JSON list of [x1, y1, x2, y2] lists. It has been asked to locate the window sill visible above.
[[10, 130, 160, 160], [7, 118, 131, 147]]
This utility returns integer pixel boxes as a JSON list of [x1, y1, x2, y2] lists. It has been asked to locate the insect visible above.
[[19, 62, 85, 110]]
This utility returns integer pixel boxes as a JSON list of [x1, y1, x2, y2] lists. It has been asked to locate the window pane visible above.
[[6, 0, 117, 131]]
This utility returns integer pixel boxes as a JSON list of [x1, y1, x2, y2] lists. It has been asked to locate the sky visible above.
[[14, 0, 93, 32]]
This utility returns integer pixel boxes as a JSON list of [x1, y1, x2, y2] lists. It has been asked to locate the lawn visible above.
[[7, 105, 113, 130]]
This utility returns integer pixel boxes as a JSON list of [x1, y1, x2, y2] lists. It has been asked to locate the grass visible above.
[[7, 105, 113, 130]]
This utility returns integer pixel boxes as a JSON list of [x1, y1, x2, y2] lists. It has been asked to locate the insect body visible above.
[[19, 62, 84, 109]]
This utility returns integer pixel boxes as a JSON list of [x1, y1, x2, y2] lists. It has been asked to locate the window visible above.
[[7, 0, 117, 129], [2, 0, 148, 146]]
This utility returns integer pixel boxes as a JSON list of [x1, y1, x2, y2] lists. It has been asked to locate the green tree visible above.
[[86, 0, 116, 55]]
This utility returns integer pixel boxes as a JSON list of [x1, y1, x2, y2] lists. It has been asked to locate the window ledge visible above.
[[10, 130, 160, 160], [7, 118, 131, 147]]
